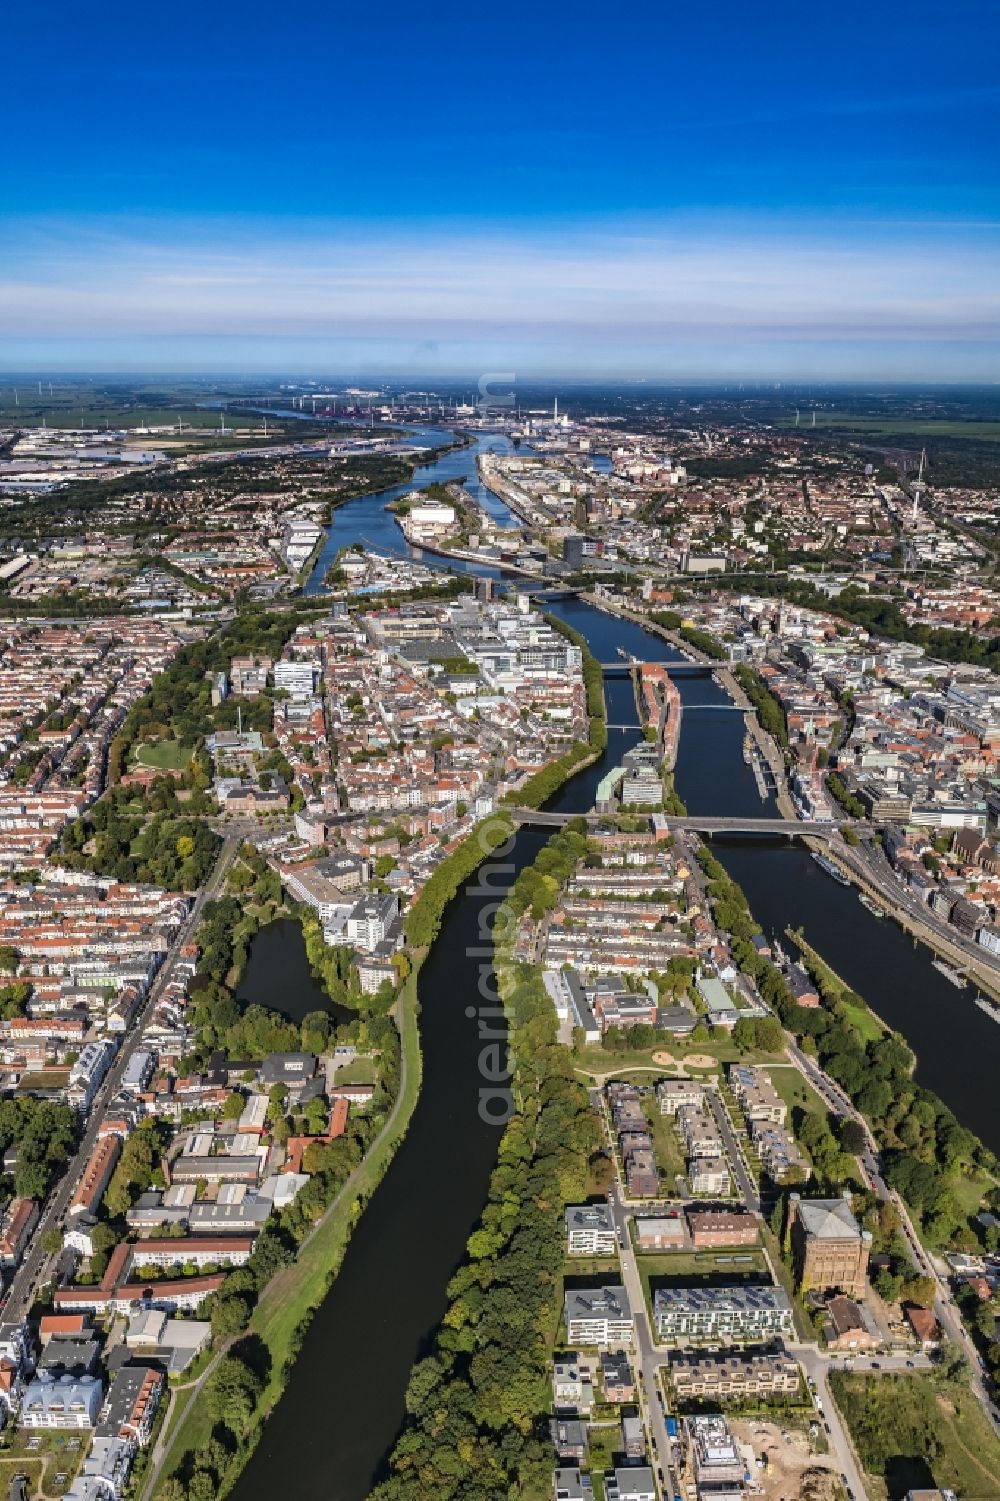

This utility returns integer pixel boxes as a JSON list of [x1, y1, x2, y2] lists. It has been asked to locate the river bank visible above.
[[202, 429, 1000, 1501], [583, 589, 1000, 1005], [148, 959, 423, 1501], [168, 628, 609, 1501], [371, 823, 599, 1501]]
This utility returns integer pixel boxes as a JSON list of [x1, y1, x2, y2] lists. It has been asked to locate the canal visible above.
[[232, 431, 999, 1501]]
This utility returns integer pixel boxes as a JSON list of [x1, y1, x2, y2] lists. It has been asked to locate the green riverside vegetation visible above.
[[372, 822, 600, 1501], [700, 846, 997, 1251], [732, 663, 789, 749]]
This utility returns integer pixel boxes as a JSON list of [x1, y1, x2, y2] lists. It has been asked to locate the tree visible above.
[[15, 1160, 49, 1200], [188, 1470, 218, 1501], [733, 1018, 757, 1051], [41, 1227, 63, 1255], [211, 1291, 252, 1341], [839, 1118, 868, 1155], [755, 1015, 785, 1053], [208, 1352, 263, 1437], [248, 1228, 295, 1289], [975, 1300, 999, 1338], [589, 1151, 614, 1192], [90, 1222, 120, 1255], [220, 1092, 245, 1121], [899, 1274, 937, 1310]]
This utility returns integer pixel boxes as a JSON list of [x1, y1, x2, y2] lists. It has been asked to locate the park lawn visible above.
[[333, 1056, 377, 1086], [765, 1064, 829, 1122], [134, 740, 193, 772], [575, 1052, 677, 1079], [947, 1168, 992, 1220], [576, 1040, 785, 1077], [841, 998, 885, 1043], [829, 1371, 1000, 1501], [159, 964, 423, 1493]]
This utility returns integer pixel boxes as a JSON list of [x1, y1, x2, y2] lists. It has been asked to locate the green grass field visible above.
[[332, 1056, 377, 1086], [829, 1371, 1000, 1500], [778, 414, 1000, 442], [765, 1064, 829, 1121], [947, 1168, 991, 1220], [840, 999, 886, 1043], [134, 740, 193, 771], [3, 404, 294, 433]]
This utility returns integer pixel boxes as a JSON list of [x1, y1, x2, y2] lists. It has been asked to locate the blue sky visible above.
[[2, 0, 998, 377]]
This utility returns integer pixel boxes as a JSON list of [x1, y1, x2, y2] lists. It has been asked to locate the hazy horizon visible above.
[[3, 1, 998, 379]]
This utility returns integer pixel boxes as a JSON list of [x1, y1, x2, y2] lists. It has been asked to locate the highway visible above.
[[2, 836, 240, 1322]]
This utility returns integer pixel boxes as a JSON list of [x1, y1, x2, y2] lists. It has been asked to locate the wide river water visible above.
[[231, 430, 1000, 1501]]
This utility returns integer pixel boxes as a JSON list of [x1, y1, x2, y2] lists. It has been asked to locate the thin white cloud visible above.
[[1, 217, 997, 375]]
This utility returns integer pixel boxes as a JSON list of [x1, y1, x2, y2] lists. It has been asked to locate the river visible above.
[[231, 431, 999, 1501], [303, 428, 522, 594]]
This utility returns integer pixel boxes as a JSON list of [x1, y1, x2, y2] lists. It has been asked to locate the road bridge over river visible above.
[[598, 659, 713, 676], [507, 809, 851, 838]]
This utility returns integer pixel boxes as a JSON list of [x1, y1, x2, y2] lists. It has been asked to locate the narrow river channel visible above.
[[231, 431, 1000, 1501]]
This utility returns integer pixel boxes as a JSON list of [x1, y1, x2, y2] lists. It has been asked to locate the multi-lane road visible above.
[[2, 836, 240, 1323]]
